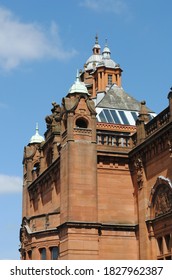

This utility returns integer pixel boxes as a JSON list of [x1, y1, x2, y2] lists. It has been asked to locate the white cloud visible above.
[[0, 6, 76, 70], [0, 174, 22, 193], [80, 0, 128, 15]]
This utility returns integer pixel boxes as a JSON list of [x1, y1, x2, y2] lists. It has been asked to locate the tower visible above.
[[59, 72, 98, 258]]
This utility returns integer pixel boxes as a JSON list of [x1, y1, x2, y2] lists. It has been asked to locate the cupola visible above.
[[101, 41, 118, 68], [68, 70, 89, 95], [85, 35, 102, 70], [29, 123, 44, 144]]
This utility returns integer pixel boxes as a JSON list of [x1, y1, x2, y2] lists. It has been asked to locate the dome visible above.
[[85, 35, 102, 71], [102, 45, 111, 59], [102, 59, 117, 68], [68, 70, 89, 95], [101, 43, 117, 68], [29, 123, 44, 144], [85, 54, 102, 70]]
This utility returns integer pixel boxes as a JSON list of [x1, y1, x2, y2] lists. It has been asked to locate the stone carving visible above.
[[62, 97, 79, 112], [20, 227, 28, 245], [86, 98, 97, 115], [20, 218, 31, 247], [168, 139, 172, 158], [45, 102, 62, 130], [154, 185, 172, 217], [24, 145, 37, 160], [134, 157, 144, 189]]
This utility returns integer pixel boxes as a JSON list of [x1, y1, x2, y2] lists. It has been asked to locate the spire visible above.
[[35, 122, 39, 135], [76, 69, 80, 83], [29, 123, 44, 144], [95, 34, 99, 44]]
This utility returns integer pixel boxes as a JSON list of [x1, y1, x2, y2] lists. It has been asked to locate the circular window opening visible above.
[[76, 118, 88, 128]]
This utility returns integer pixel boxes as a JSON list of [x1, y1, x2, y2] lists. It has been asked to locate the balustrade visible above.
[[146, 107, 169, 137], [97, 131, 131, 148]]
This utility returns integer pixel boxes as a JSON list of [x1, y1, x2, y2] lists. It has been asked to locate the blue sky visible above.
[[0, 0, 172, 259]]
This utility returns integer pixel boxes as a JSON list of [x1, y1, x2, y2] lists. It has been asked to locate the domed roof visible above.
[[85, 38, 118, 70], [101, 59, 118, 68], [101, 42, 117, 68], [29, 123, 44, 144], [85, 35, 102, 71], [68, 70, 89, 95], [86, 54, 102, 70], [102, 44, 111, 59]]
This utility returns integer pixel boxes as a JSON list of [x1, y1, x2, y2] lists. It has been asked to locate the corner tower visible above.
[[59, 72, 98, 259]]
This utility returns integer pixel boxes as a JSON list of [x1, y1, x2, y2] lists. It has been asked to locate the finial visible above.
[[76, 69, 80, 82], [95, 34, 98, 44], [105, 38, 108, 47], [36, 122, 39, 134]]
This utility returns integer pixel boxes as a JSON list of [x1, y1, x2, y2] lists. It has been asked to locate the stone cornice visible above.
[[57, 221, 137, 232]]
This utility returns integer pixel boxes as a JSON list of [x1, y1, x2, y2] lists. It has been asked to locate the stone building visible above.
[[20, 36, 172, 260]]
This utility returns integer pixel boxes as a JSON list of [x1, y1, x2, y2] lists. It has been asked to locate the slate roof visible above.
[[97, 84, 153, 112]]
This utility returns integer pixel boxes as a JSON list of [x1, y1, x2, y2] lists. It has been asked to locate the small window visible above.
[[108, 74, 112, 85], [40, 248, 46, 260], [50, 246, 59, 260], [157, 237, 163, 255], [165, 235, 171, 252], [76, 118, 88, 128], [32, 162, 40, 180]]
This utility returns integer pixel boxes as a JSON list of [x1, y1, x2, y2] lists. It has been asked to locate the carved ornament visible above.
[[45, 102, 62, 129], [154, 185, 172, 217], [62, 97, 79, 112], [134, 157, 144, 189], [86, 98, 97, 115], [149, 176, 172, 218], [168, 138, 172, 158], [24, 145, 37, 160]]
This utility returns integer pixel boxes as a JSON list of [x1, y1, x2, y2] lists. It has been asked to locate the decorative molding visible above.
[[97, 122, 136, 132]]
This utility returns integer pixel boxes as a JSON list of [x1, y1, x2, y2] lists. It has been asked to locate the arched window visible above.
[[75, 118, 88, 128], [148, 176, 172, 260], [32, 162, 40, 181]]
